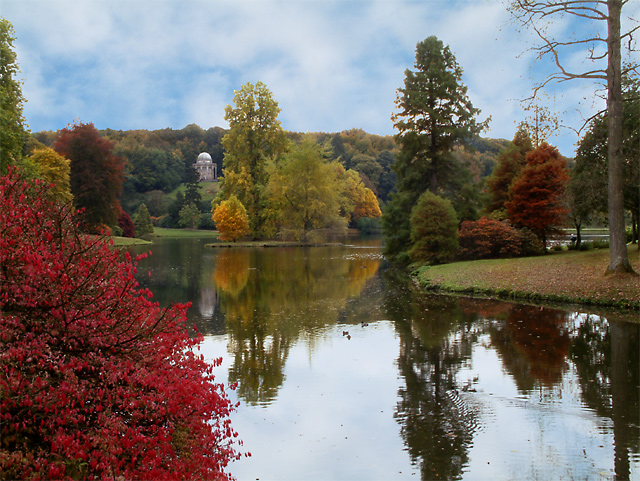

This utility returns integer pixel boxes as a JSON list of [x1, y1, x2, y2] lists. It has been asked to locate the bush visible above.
[[117, 211, 135, 237], [409, 191, 458, 264], [134, 202, 154, 237], [458, 217, 522, 260], [518, 227, 545, 256], [111, 224, 124, 237], [579, 241, 595, 251], [213, 195, 250, 242], [357, 216, 382, 235], [0, 171, 242, 479]]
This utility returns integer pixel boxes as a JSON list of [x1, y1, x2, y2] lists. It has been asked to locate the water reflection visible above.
[[214, 246, 382, 405], [132, 237, 639, 480]]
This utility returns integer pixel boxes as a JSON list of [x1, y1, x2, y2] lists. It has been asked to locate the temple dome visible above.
[[197, 152, 212, 163]]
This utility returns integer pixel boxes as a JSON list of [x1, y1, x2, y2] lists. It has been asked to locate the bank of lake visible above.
[[413, 245, 640, 312], [115, 228, 639, 311]]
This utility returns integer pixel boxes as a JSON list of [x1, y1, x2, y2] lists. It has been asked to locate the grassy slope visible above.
[[167, 182, 220, 206], [414, 246, 640, 310]]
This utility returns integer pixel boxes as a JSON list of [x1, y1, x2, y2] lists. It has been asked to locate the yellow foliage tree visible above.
[[334, 165, 381, 225], [352, 182, 382, 223], [28, 147, 72, 203], [212, 194, 249, 242]]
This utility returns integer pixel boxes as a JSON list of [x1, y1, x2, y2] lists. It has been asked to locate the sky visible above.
[[3, 0, 638, 157]]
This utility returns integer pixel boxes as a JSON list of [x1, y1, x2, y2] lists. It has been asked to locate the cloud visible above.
[[4, 0, 629, 156]]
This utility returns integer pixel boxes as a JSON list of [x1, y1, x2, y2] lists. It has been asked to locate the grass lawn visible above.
[[149, 227, 219, 239], [414, 245, 640, 310]]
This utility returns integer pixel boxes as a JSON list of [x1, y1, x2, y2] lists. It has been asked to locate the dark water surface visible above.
[[132, 236, 639, 480]]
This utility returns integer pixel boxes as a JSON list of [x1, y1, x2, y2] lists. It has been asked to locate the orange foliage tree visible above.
[[506, 143, 569, 251], [213, 194, 250, 242]]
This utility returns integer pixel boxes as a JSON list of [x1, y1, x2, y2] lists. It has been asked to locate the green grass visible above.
[[149, 227, 219, 239], [414, 246, 640, 310], [167, 182, 220, 206]]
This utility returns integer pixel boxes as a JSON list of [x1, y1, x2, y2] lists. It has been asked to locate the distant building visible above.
[[193, 152, 217, 182]]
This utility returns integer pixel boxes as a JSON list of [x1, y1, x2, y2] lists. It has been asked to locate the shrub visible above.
[[0, 171, 242, 480], [134, 202, 154, 237], [409, 191, 458, 264], [117, 211, 135, 237], [357, 216, 382, 235], [213, 195, 250, 242], [518, 227, 545, 256], [458, 217, 522, 260]]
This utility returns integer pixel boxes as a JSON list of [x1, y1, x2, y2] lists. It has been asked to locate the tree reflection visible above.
[[570, 314, 639, 480], [214, 246, 381, 405], [386, 275, 480, 480]]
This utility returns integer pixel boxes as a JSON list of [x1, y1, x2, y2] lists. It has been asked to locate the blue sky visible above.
[[3, 0, 638, 157]]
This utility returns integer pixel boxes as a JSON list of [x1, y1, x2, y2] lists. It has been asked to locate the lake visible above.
[[131, 235, 639, 480]]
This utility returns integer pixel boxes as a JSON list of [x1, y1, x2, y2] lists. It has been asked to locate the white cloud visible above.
[[4, 0, 634, 156]]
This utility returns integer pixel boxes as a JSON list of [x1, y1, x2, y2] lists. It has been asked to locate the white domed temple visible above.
[[193, 152, 217, 182]]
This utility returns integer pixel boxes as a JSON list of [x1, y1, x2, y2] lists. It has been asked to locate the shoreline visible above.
[[411, 245, 639, 314]]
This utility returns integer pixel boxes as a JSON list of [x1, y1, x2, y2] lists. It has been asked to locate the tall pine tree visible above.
[[384, 36, 486, 261]]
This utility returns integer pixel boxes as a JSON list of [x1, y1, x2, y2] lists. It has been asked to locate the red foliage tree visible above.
[[458, 217, 522, 260], [506, 143, 569, 250], [117, 211, 136, 238], [0, 171, 243, 480], [485, 127, 533, 214], [54, 122, 124, 233]]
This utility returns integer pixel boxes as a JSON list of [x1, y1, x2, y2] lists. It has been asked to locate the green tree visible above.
[[212, 194, 250, 242], [179, 202, 201, 229], [218, 81, 288, 239], [384, 36, 485, 261], [134, 202, 154, 237], [265, 138, 347, 242], [54, 122, 125, 232], [0, 18, 28, 173], [409, 191, 459, 264]]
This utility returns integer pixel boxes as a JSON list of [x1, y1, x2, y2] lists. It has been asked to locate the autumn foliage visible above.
[[213, 195, 250, 242], [506, 143, 569, 250], [458, 217, 523, 260], [54, 122, 125, 233], [0, 171, 242, 480]]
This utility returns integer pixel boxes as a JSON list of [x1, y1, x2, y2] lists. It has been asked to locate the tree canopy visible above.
[[265, 138, 348, 242], [0, 18, 28, 173], [506, 142, 570, 250], [219, 82, 289, 239], [54, 122, 125, 232], [384, 36, 486, 262]]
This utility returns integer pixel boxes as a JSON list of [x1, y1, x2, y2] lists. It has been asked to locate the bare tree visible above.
[[510, 0, 639, 275]]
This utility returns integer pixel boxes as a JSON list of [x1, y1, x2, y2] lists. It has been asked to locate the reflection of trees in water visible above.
[[385, 269, 639, 480], [215, 247, 381, 405], [570, 315, 639, 480], [385, 271, 480, 480], [485, 303, 572, 392]]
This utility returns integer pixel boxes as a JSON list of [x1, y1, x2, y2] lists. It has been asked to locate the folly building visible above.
[[193, 152, 217, 182]]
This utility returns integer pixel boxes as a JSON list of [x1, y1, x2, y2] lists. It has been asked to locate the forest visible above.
[[28, 123, 509, 232]]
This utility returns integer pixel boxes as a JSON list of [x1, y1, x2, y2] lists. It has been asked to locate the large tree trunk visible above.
[[605, 0, 636, 275]]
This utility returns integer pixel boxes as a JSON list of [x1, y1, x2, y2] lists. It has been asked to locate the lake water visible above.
[[131, 235, 639, 480]]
